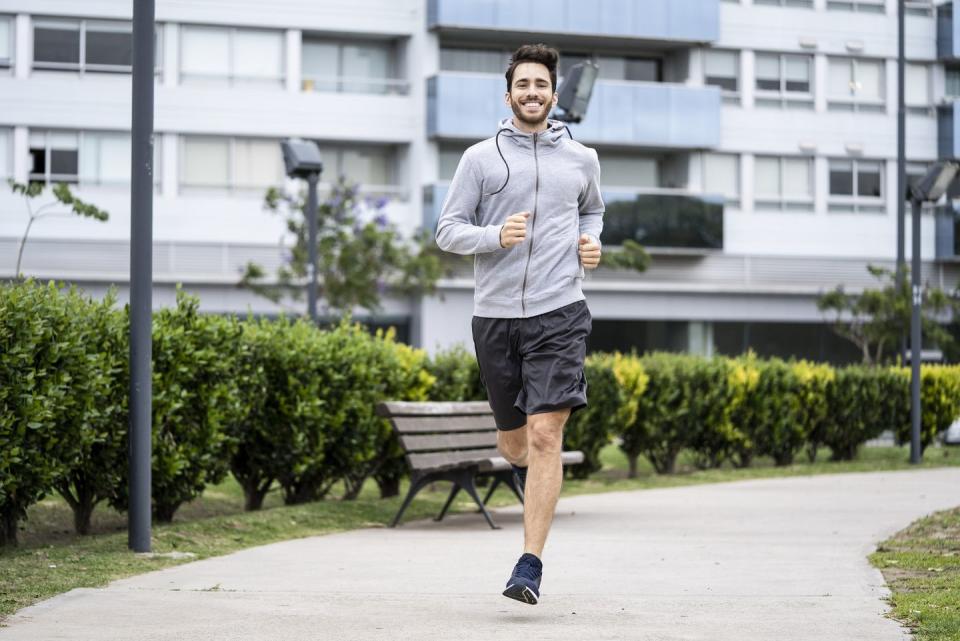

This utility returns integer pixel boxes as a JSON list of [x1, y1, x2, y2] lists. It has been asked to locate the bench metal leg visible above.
[[481, 476, 501, 505], [459, 473, 500, 530], [390, 475, 431, 528], [435, 483, 461, 522]]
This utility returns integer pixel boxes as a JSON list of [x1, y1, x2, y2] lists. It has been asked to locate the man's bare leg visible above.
[[496, 408, 570, 557]]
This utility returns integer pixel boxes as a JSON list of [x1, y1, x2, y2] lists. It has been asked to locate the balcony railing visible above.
[[424, 184, 724, 252], [301, 75, 411, 96], [428, 73, 721, 148], [427, 0, 719, 44]]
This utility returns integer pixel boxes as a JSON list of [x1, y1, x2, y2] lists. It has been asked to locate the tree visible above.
[[817, 265, 958, 365], [240, 179, 444, 317], [8, 181, 109, 279]]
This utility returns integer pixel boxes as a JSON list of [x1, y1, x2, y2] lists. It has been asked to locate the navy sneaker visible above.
[[511, 464, 527, 500], [503, 553, 542, 605]]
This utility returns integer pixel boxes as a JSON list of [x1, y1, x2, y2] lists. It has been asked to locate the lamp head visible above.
[[554, 61, 599, 124], [281, 139, 324, 179], [912, 161, 960, 202]]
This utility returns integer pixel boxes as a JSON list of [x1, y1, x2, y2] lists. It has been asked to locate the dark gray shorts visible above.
[[471, 300, 592, 431]]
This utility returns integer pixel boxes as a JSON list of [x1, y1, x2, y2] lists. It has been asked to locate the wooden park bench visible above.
[[376, 401, 585, 529]]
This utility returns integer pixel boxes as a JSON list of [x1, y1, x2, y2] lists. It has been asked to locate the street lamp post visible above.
[[280, 140, 324, 323], [906, 161, 960, 464], [129, 0, 155, 552]]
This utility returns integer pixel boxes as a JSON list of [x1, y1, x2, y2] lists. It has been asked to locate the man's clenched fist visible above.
[[578, 234, 601, 269], [499, 212, 530, 248]]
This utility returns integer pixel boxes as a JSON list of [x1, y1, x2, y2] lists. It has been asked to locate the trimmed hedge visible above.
[[4, 279, 960, 546]]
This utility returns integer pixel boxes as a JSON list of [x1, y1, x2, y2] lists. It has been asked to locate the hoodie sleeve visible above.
[[435, 152, 504, 255], [578, 149, 604, 247]]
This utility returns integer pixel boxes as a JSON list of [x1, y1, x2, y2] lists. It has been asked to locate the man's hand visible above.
[[499, 212, 530, 248], [578, 234, 601, 269]]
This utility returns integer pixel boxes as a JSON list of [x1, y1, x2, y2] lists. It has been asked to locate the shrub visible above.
[[0, 281, 90, 545], [825, 366, 907, 461], [563, 354, 624, 478], [53, 291, 129, 534], [892, 365, 960, 453], [425, 345, 486, 402], [111, 291, 246, 522]]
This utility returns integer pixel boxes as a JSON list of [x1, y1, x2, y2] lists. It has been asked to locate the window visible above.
[[560, 51, 660, 83], [755, 53, 813, 109], [180, 136, 284, 191], [597, 153, 658, 189], [826, 0, 885, 12], [180, 25, 284, 87], [314, 142, 399, 195], [29, 131, 78, 185], [438, 144, 466, 181], [0, 15, 12, 71], [29, 130, 159, 187], [827, 57, 885, 112], [33, 19, 136, 73], [754, 156, 814, 212], [905, 64, 932, 116], [303, 37, 405, 95], [828, 159, 885, 213], [753, 0, 813, 7], [0, 128, 10, 179], [439, 47, 508, 74], [947, 68, 960, 99], [905, 1, 933, 16], [704, 50, 739, 102], [703, 153, 740, 207]]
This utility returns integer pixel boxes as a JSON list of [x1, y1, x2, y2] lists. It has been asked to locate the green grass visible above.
[[871, 507, 960, 641], [2, 443, 959, 623]]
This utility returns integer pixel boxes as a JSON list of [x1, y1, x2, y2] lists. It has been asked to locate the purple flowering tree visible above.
[[240, 178, 445, 317]]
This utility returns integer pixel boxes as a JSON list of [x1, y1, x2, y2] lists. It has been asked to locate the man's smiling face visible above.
[[506, 61, 557, 128]]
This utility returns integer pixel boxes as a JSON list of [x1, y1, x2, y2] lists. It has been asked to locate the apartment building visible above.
[[0, 0, 956, 361]]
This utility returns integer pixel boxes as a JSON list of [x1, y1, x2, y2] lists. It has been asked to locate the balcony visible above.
[[427, 0, 719, 46], [939, 101, 960, 159], [427, 73, 721, 148], [424, 185, 724, 253], [938, 0, 960, 60]]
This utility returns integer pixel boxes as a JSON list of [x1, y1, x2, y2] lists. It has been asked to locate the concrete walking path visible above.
[[3, 467, 959, 640]]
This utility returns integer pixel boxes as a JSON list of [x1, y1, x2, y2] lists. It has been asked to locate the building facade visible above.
[[0, 0, 957, 361]]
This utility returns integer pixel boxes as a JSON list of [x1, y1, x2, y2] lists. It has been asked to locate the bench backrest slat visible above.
[[400, 432, 497, 453], [377, 401, 492, 417], [407, 448, 502, 471], [391, 415, 496, 434]]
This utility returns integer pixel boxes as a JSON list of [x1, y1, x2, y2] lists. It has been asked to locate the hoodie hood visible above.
[[496, 117, 569, 153]]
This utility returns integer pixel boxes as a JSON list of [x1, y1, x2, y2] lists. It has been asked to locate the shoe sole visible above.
[[503, 583, 539, 605]]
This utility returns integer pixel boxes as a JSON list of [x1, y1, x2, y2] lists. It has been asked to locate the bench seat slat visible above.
[[401, 432, 498, 452], [378, 401, 492, 417], [407, 448, 502, 471], [477, 451, 585, 472], [391, 415, 497, 434]]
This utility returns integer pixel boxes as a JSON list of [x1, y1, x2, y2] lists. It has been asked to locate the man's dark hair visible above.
[[505, 43, 559, 92]]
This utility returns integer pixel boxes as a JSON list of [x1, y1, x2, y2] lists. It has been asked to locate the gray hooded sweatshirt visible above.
[[435, 117, 604, 319]]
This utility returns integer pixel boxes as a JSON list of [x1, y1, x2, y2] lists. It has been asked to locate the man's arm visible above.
[[435, 153, 504, 255], [578, 149, 604, 246]]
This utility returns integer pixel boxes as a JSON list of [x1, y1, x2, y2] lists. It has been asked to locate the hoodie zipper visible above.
[[520, 132, 539, 317]]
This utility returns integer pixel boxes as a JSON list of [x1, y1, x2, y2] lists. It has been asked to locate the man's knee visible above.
[[497, 427, 528, 464], [527, 411, 568, 455]]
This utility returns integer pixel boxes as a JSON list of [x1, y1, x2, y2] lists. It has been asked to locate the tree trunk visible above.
[[377, 475, 400, 499], [242, 478, 272, 511], [0, 505, 18, 547], [627, 455, 638, 479], [154, 502, 179, 523]]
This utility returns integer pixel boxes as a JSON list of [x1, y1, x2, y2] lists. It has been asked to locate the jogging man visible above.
[[435, 43, 604, 605]]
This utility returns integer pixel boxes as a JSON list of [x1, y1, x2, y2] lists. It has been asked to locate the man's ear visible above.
[[552, 92, 559, 107], [504, 91, 511, 107]]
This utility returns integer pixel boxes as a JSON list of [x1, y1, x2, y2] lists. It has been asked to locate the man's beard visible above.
[[510, 96, 550, 126]]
